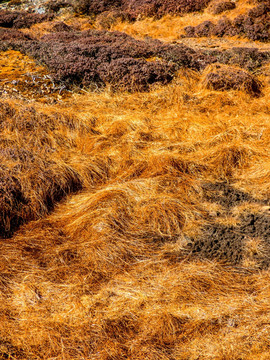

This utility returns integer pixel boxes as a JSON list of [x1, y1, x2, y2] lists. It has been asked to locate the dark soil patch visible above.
[[0, 170, 27, 239], [201, 181, 254, 209], [240, 213, 270, 241], [186, 212, 270, 268], [0, 339, 26, 360], [186, 224, 245, 265], [183, 182, 270, 268]]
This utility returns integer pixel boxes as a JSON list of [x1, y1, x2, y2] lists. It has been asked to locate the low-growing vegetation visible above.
[[0, 10, 53, 28], [184, 2, 270, 41], [73, 0, 212, 19], [0, 0, 270, 359]]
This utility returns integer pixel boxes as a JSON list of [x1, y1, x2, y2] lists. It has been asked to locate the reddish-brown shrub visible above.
[[7, 27, 267, 91], [184, 3, 270, 41], [233, 3, 270, 41], [192, 20, 215, 37], [73, 0, 211, 18], [213, 17, 236, 36], [96, 9, 132, 29], [51, 21, 72, 32], [98, 57, 175, 90], [0, 10, 53, 29], [201, 64, 263, 96], [208, 1, 236, 15], [73, 0, 123, 15], [45, 0, 72, 12], [123, 0, 212, 19], [0, 10, 18, 27], [0, 27, 32, 41], [17, 30, 200, 90]]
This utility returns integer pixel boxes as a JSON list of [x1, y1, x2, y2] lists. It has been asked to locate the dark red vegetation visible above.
[[184, 3, 270, 41], [122, 0, 212, 19], [10, 29, 214, 90], [96, 9, 132, 29], [17, 30, 176, 90], [0, 10, 53, 29], [1, 27, 268, 90], [51, 21, 72, 32], [74, 0, 211, 19], [210, 47, 270, 72], [0, 101, 100, 238], [45, 0, 72, 12], [0, 27, 32, 41], [98, 57, 175, 90], [201, 64, 262, 96], [208, 1, 236, 15], [74, 0, 123, 16]]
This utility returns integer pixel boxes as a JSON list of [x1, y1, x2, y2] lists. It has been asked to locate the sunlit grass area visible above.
[[0, 0, 270, 358]]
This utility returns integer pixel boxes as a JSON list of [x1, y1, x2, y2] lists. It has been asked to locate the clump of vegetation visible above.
[[200, 63, 262, 96], [96, 9, 132, 29], [73, 0, 211, 19], [207, 0, 236, 15], [51, 21, 72, 32], [73, 0, 123, 15], [213, 47, 270, 72], [123, 0, 212, 19], [14, 29, 211, 90], [0, 10, 53, 28], [17, 30, 171, 90], [0, 100, 109, 238], [15, 29, 267, 90], [45, 0, 72, 12], [0, 27, 32, 41], [184, 2, 270, 41]]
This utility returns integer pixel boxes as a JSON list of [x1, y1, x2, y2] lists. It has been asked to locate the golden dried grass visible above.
[[0, 1, 270, 358], [109, 0, 257, 41]]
